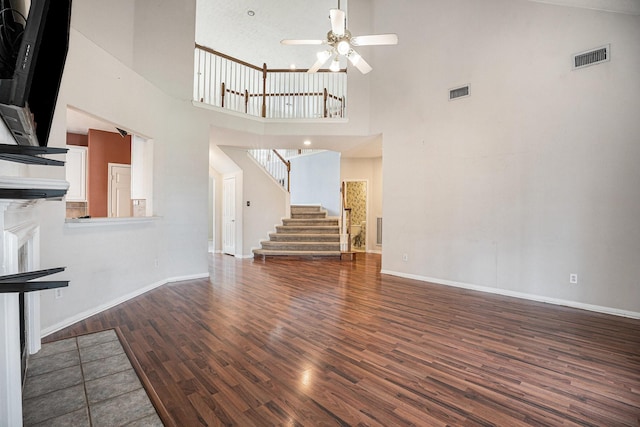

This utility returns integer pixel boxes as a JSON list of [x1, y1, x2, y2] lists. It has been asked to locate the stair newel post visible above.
[[221, 82, 225, 108], [347, 209, 352, 252], [286, 160, 291, 193], [323, 88, 328, 118], [262, 63, 268, 118], [341, 181, 352, 253]]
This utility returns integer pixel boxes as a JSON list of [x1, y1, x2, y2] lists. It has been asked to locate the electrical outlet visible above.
[[569, 273, 578, 284], [402, 253, 409, 262], [154, 258, 159, 268], [54, 289, 63, 299]]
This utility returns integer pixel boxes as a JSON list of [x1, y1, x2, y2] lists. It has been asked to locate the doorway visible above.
[[223, 176, 236, 255], [344, 180, 368, 252]]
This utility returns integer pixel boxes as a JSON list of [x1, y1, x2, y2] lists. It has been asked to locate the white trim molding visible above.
[[41, 272, 210, 338], [380, 269, 640, 320]]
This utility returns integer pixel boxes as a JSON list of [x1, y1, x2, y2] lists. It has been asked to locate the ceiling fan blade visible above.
[[351, 34, 399, 46], [330, 9, 346, 36], [346, 49, 372, 74], [308, 50, 332, 73], [281, 39, 325, 45]]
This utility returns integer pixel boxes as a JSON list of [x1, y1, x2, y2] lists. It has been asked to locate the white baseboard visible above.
[[380, 269, 640, 320], [41, 272, 210, 338], [167, 272, 210, 283]]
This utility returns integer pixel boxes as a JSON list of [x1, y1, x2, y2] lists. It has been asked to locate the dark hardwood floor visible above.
[[45, 254, 640, 426]]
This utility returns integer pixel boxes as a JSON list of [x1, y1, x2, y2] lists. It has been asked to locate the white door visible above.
[[223, 176, 236, 255], [108, 163, 132, 217]]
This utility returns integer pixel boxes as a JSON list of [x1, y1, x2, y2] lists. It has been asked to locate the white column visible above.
[[0, 293, 22, 427], [0, 202, 22, 427]]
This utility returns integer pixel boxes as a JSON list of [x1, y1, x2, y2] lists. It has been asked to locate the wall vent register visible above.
[[449, 85, 469, 100], [573, 44, 610, 70]]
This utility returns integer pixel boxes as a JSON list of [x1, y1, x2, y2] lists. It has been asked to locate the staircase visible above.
[[253, 205, 342, 259]]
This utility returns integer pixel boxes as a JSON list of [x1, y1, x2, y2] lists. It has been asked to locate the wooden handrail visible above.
[[225, 89, 339, 99], [271, 149, 291, 192], [196, 43, 264, 71], [195, 43, 347, 74]]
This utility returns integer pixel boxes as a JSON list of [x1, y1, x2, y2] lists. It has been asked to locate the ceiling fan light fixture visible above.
[[282, 4, 397, 74], [336, 40, 350, 56], [329, 56, 341, 72]]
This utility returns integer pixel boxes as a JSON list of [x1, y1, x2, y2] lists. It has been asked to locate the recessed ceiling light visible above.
[[290, 64, 296, 70], [247, 10, 255, 17], [303, 140, 311, 146]]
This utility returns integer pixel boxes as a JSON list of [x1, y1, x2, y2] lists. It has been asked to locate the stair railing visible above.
[[249, 149, 322, 192], [194, 44, 347, 119], [248, 149, 290, 192], [341, 181, 352, 252], [271, 150, 291, 192]]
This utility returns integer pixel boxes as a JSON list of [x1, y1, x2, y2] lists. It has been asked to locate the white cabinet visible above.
[[65, 146, 87, 201]]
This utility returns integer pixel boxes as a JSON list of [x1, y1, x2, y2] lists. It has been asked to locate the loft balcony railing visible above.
[[194, 44, 347, 120]]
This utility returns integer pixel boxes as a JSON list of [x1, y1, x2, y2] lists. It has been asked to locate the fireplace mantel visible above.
[[0, 176, 69, 201]]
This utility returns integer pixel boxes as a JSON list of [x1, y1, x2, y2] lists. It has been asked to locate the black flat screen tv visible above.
[[0, 0, 71, 147]]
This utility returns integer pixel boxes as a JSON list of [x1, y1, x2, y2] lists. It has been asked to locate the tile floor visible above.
[[22, 329, 163, 426]]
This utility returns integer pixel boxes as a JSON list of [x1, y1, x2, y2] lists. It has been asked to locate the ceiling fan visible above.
[[281, 2, 398, 74]]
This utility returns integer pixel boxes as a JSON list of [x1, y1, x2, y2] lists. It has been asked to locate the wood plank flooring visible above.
[[44, 254, 640, 426]]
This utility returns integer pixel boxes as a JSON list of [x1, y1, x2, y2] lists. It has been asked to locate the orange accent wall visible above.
[[87, 129, 131, 217], [66, 132, 88, 146]]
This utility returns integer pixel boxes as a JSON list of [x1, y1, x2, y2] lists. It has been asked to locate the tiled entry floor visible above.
[[22, 329, 163, 426]]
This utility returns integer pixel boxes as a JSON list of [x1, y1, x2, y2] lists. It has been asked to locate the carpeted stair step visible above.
[[268, 233, 340, 242], [290, 205, 324, 214], [291, 212, 328, 219], [259, 241, 340, 251], [252, 249, 341, 258], [282, 218, 339, 227], [275, 225, 340, 234]]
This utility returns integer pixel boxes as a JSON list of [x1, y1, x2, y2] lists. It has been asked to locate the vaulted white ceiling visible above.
[[195, 0, 639, 72], [196, 0, 344, 70]]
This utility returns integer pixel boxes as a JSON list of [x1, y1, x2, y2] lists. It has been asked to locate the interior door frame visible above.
[[107, 162, 131, 218], [223, 176, 236, 256], [343, 179, 369, 252]]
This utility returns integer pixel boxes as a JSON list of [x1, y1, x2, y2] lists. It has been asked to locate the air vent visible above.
[[573, 44, 610, 70], [449, 85, 469, 100]]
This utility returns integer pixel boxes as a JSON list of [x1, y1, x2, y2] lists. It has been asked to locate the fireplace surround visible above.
[[0, 176, 68, 426]]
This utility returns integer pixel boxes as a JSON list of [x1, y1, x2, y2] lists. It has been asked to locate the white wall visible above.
[[71, 0, 135, 68], [373, 0, 640, 315], [31, 20, 210, 332], [341, 157, 383, 253], [290, 151, 341, 216]]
